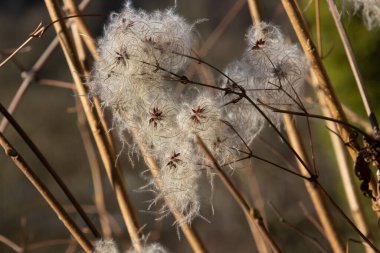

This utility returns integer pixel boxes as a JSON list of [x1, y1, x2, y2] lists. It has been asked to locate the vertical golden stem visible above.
[[43, 0, 142, 250], [283, 115, 344, 253]]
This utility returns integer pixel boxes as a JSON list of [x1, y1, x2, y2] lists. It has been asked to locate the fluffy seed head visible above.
[[346, 0, 380, 30], [127, 243, 169, 253], [94, 239, 119, 253]]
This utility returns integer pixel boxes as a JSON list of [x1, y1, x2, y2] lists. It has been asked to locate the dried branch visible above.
[[326, 0, 379, 135], [196, 135, 282, 253], [0, 102, 100, 238], [43, 0, 142, 249], [0, 132, 92, 252]]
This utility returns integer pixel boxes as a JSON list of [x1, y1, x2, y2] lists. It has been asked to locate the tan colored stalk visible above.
[[315, 0, 322, 56], [0, 132, 92, 252], [283, 115, 344, 253], [63, 0, 119, 157], [198, 0, 246, 57], [76, 100, 112, 239], [311, 74, 375, 253], [43, 0, 142, 250], [247, 0, 262, 25], [280, 0, 378, 204], [195, 135, 282, 253], [326, 0, 379, 134], [245, 161, 271, 253]]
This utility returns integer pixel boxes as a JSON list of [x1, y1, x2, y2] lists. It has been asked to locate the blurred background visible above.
[[0, 0, 379, 252]]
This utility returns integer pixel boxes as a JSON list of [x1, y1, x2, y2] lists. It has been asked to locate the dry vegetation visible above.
[[0, 0, 380, 252]]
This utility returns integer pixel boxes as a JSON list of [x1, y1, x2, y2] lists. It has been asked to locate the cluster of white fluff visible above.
[[90, 2, 207, 225], [127, 243, 169, 253], [220, 22, 308, 143], [90, 0, 308, 227], [346, 0, 380, 30], [93, 240, 169, 253], [94, 239, 119, 253]]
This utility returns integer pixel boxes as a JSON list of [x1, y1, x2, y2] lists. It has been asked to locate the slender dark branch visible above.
[[243, 95, 313, 177], [170, 50, 238, 86], [0, 102, 101, 239], [316, 182, 380, 253], [269, 107, 371, 139], [268, 201, 328, 253]]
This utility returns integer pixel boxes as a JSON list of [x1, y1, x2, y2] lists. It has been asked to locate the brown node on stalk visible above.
[[190, 106, 206, 125], [149, 107, 164, 128], [166, 151, 181, 169]]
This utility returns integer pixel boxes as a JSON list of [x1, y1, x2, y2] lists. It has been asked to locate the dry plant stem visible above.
[[342, 103, 372, 135], [38, 79, 75, 89], [0, 132, 92, 252], [64, 0, 118, 157], [326, 0, 379, 134], [311, 72, 375, 252], [243, 161, 271, 253], [280, 0, 378, 196], [76, 100, 113, 239], [283, 115, 344, 253], [0, 38, 58, 132], [0, 31, 37, 68], [0, 102, 101, 239], [0, 234, 22, 253], [43, 0, 142, 249], [315, 0, 322, 56], [247, 0, 262, 24], [195, 135, 282, 253], [0, 0, 90, 133], [63, 0, 97, 57], [268, 201, 328, 253], [198, 0, 246, 56]]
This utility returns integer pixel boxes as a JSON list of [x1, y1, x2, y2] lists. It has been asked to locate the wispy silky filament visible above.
[[91, 0, 308, 227]]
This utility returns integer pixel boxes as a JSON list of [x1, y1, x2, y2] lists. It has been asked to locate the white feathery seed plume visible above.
[[346, 0, 380, 30], [127, 243, 169, 253], [220, 22, 308, 143], [94, 239, 119, 253]]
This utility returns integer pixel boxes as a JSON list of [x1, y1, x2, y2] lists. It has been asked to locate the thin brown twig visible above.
[[43, 0, 142, 249], [0, 102, 101, 239], [326, 0, 379, 135], [315, 0, 322, 56], [0, 23, 44, 68], [0, 132, 92, 252], [0, 0, 91, 133], [299, 202, 326, 238], [268, 201, 328, 253], [195, 135, 282, 253], [76, 99, 113, 239], [198, 0, 246, 57], [37, 78, 75, 89], [0, 234, 22, 253]]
